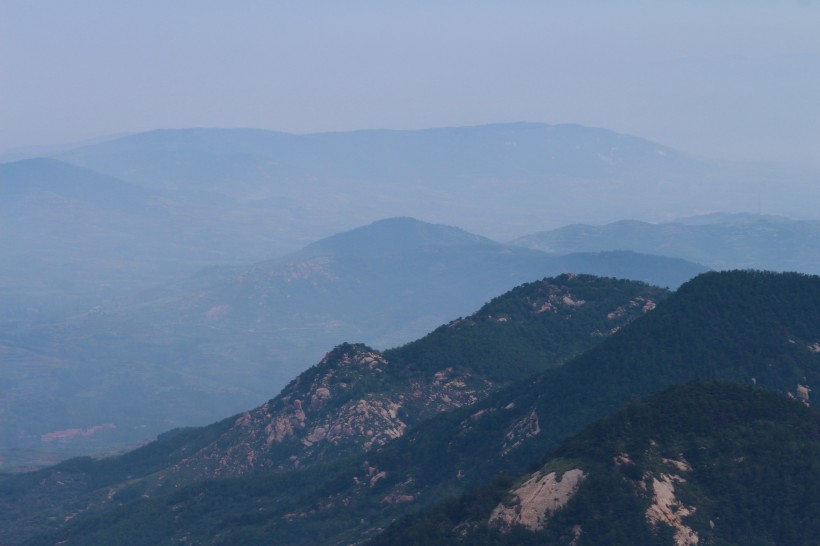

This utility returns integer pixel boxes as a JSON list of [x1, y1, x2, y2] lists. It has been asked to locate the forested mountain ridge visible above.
[[355, 270, 820, 506], [6, 270, 819, 545], [0, 275, 665, 543], [371, 381, 820, 546], [154, 274, 665, 485]]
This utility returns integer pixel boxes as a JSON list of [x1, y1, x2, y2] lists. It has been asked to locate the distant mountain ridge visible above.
[[0, 158, 154, 210], [512, 215, 820, 274], [51, 122, 818, 239], [55, 123, 696, 195], [0, 157, 306, 328], [3, 122, 815, 327]]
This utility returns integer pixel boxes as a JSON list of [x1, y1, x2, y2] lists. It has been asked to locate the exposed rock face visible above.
[[159, 344, 495, 484], [646, 473, 699, 546], [489, 468, 586, 531], [529, 277, 591, 314], [607, 295, 656, 319], [501, 410, 541, 456]]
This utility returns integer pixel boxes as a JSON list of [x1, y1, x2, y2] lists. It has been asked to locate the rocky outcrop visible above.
[[646, 473, 699, 546], [159, 344, 495, 484], [501, 409, 541, 456], [489, 468, 586, 531], [607, 295, 656, 319]]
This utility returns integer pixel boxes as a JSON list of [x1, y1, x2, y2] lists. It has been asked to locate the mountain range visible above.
[[51, 123, 820, 239], [0, 157, 298, 328], [2, 269, 818, 545], [512, 214, 820, 274], [3, 123, 820, 542], [0, 218, 705, 469], [4, 123, 817, 328]]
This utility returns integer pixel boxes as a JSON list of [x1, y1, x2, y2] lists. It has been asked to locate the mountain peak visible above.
[[302, 217, 496, 256]]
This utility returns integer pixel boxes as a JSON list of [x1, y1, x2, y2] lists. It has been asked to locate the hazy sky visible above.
[[2, 1, 819, 167]]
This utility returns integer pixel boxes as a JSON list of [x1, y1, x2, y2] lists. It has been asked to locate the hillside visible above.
[[355, 270, 820, 509], [512, 215, 820, 274], [0, 275, 665, 543], [0, 218, 703, 469], [371, 381, 820, 546], [4, 270, 819, 545]]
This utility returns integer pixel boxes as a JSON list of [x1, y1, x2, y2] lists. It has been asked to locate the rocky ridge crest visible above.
[[158, 344, 496, 484]]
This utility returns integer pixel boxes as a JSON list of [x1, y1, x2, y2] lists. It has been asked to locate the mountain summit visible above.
[[299, 217, 495, 256]]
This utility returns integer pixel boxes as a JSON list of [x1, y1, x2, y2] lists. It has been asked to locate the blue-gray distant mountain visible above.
[[6, 123, 815, 326], [0, 218, 705, 469], [0, 158, 308, 327], [512, 214, 820, 274], [53, 123, 819, 240]]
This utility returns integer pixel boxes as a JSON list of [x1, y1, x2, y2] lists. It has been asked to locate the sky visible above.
[[2, 1, 820, 167]]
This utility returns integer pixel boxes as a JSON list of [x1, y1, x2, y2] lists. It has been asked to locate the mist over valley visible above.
[[2, 3, 820, 543]]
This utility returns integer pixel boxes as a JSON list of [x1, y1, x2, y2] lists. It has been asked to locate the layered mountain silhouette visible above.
[[0, 218, 704, 468], [52, 123, 817, 239], [3, 270, 818, 545], [3, 122, 819, 544], [0, 157, 302, 327], [513, 215, 820, 274], [5, 123, 817, 328]]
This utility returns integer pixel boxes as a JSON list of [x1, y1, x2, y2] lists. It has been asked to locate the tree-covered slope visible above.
[[0, 275, 664, 544], [385, 273, 665, 382], [360, 270, 820, 503], [371, 381, 820, 546], [10, 270, 819, 545], [4, 270, 815, 545]]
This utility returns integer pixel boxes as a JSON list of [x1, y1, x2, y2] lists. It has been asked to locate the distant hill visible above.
[[0, 157, 312, 327], [3, 123, 812, 336], [0, 157, 155, 209], [372, 381, 820, 546], [52, 123, 818, 240], [0, 218, 704, 469], [512, 215, 820, 274], [4, 270, 819, 545], [6, 124, 816, 317], [54, 124, 699, 197], [0, 158, 177, 324]]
